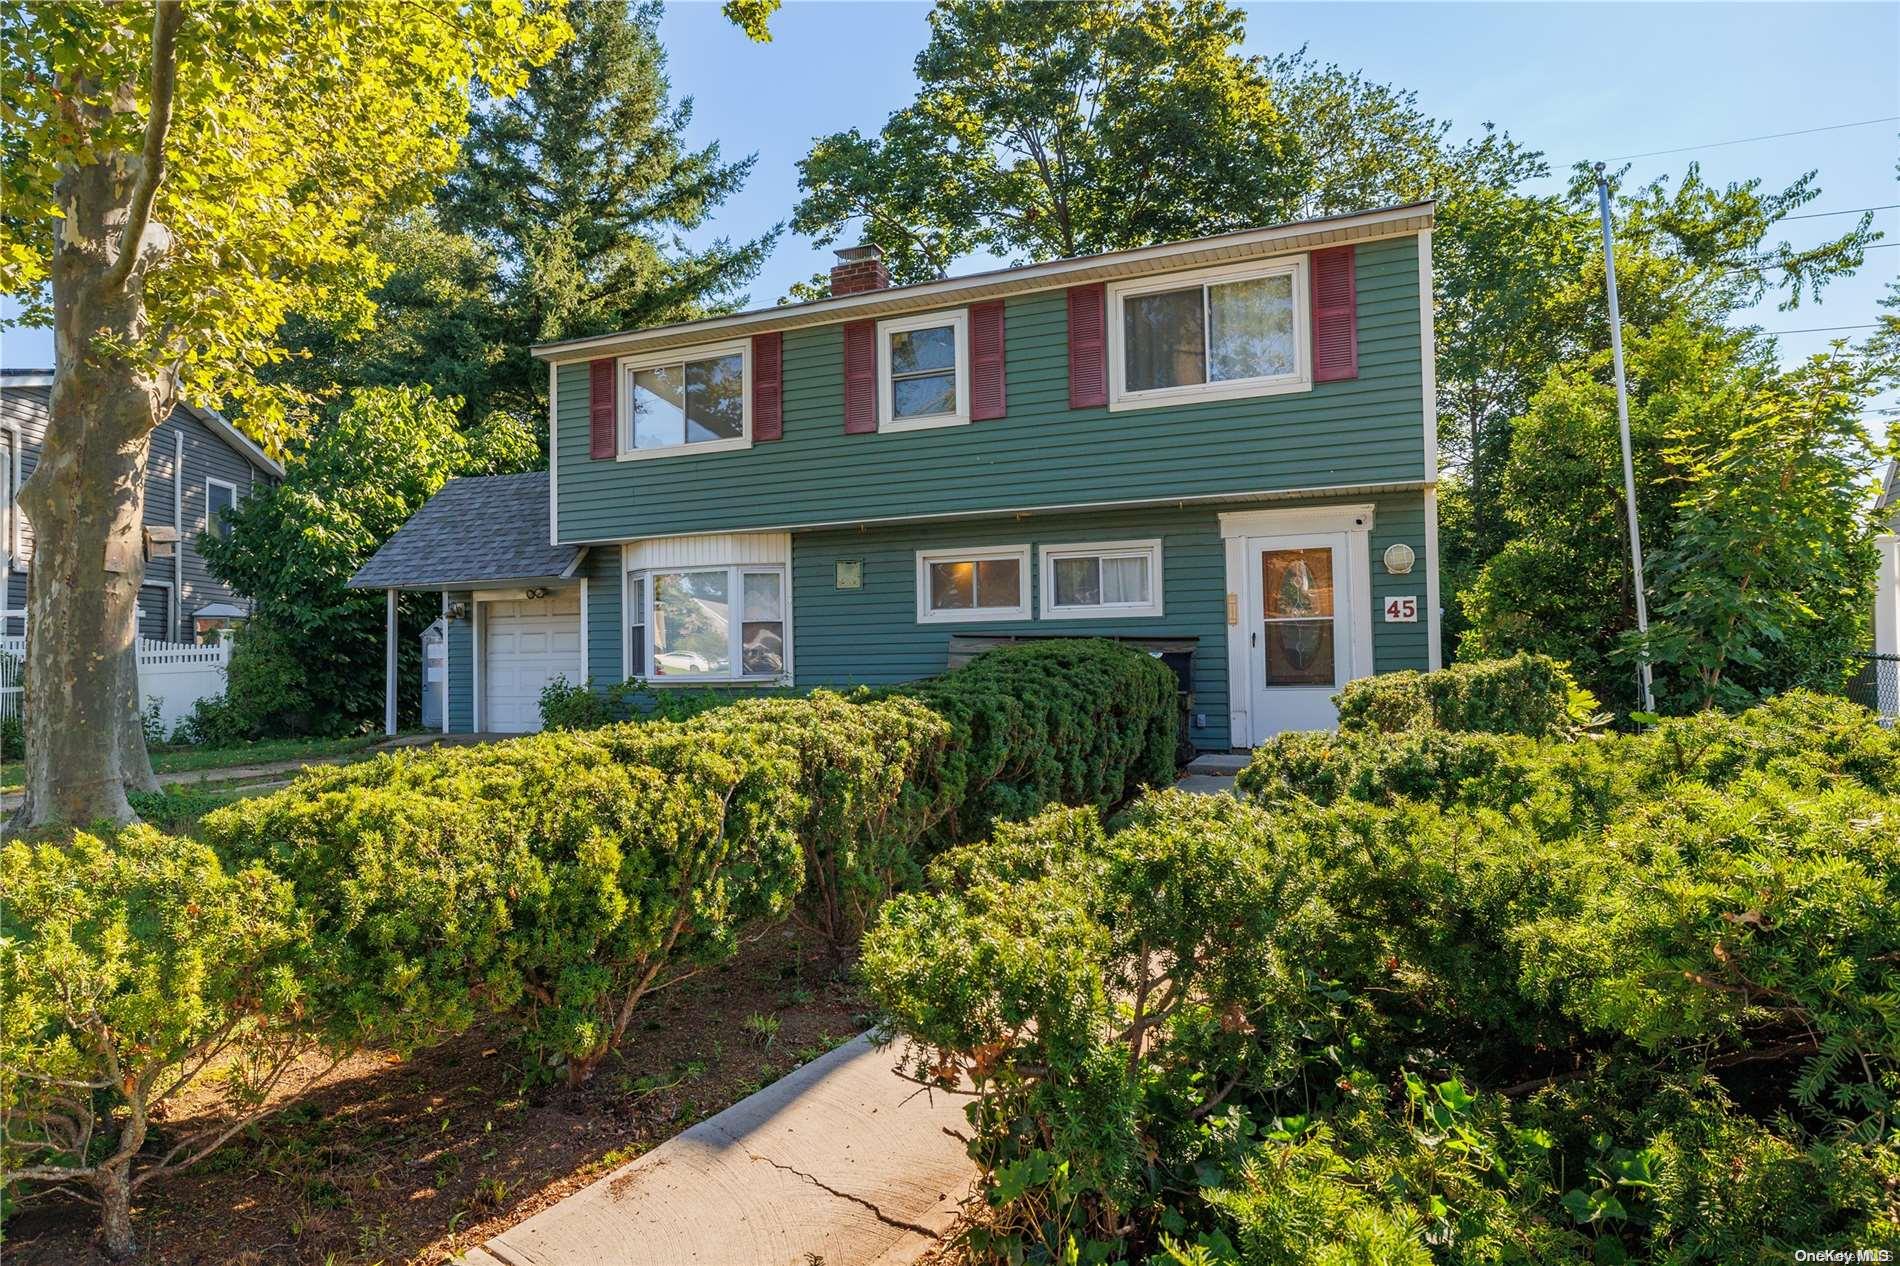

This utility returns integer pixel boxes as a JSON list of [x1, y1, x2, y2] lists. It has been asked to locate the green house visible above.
[[352, 202, 1442, 748]]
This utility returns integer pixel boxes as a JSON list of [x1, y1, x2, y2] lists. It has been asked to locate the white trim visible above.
[[2, 372, 54, 387], [557, 480, 1428, 549], [1423, 486, 1443, 670], [1218, 503, 1375, 539], [533, 204, 1436, 363], [203, 476, 239, 539], [622, 560, 791, 686], [876, 309, 971, 431], [1038, 539, 1165, 619], [1222, 505, 1377, 747], [548, 362, 559, 547], [615, 338, 752, 462], [385, 588, 398, 737], [914, 544, 1033, 624], [471, 601, 484, 733], [1418, 228, 1437, 484], [1107, 257, 1310, 412], [578, 575, 590, 684], [178, 402, 283, 479]]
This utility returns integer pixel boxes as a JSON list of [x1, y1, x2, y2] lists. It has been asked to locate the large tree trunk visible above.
[[11, 160, 169, 830]]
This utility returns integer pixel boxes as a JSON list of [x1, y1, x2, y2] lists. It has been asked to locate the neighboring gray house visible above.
[[1, 369, 284, 641]]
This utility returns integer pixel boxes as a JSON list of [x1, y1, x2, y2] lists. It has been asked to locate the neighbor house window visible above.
[[1108, 259, 1308, 409], [878, 310, 969, 430], [626, 564, 786, 681], [915, 545, 1030, 623], [205, 478, 238, 538], [1039, 540, 1163, 619], [620, 340, 751, 459]]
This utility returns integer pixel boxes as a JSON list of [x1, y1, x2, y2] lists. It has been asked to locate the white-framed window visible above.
[[624, 563, 787, 682], [915, 545, 1031, 623], [618, 339, 751, 461], [1107, 257, 1309, 411], [205, 477, 238, 538], [1039, 539, 1164, 619], [877, 309, 970, 431]]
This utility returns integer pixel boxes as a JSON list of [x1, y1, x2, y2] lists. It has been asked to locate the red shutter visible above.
[[1067, 283, 1108, 409], [589, 358, 617, 458], [969, 300, 1006, 420], [842, 319, 877, 434], [752, 332, 783, 440], [1310, 245, 1358, 383]]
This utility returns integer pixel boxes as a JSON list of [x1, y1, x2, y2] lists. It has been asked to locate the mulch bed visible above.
[[4, 925, 868, 1265]]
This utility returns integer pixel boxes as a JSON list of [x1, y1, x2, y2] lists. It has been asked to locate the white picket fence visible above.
[[0, 635, 231, 734]]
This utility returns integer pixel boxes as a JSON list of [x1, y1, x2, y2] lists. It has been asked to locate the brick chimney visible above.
[[830, 243, 890, 296]]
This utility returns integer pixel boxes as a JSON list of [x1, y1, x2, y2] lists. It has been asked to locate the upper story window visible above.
[[620, 340, 751, 460], [205, 478, 238, 538], [878, 310, 969, 431], [1107, 258, 1309, 411]]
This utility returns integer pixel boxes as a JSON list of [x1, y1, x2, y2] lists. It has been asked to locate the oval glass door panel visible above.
[[1262, 547, 1336, 686]]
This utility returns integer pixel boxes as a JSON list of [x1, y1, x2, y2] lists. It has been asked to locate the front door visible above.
[[1248, 533, 1353, 736]]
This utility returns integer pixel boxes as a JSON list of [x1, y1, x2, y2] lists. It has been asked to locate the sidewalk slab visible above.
[[471, 1032, 975, 1266]]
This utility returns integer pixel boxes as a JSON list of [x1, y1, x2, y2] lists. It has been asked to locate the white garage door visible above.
[[483, 592, 583, 733]]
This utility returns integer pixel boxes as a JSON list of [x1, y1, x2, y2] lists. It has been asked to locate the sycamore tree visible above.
[[0, 1, 567, 828]]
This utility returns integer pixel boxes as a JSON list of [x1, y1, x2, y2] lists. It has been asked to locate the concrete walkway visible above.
[[462, 1033, 975, 1266]]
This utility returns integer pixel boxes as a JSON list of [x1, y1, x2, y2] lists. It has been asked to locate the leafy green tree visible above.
[[793, 0, 1308, 287], [201, 387, 534, 733], [0, 0, 566, 827], [1460, 323, 1885, 712]]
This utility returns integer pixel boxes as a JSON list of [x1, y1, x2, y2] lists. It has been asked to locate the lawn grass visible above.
[[1, 733, 384, 796]]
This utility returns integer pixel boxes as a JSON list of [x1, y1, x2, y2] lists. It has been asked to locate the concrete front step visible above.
[[1185, 752, 1250, 775], [464, 1032, 975, 1266]]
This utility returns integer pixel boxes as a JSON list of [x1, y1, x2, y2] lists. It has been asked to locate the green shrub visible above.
[[204, 640, 1178, 1080], [1336, 653, 1600, 738], [897, 638, 1178, 843], [1, 828, 313, 1257], [868, 692, 1900, 1263], [537, 673, 616, 730]]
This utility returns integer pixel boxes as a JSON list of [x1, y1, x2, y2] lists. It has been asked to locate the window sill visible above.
[[1107, 375, 1311, 412], [636, 675, 791, 688], [878, 413, 969, 433], [1042, 603, 1165, 621], [916, 607, 1031, 625], [617, 436, 753, 462]]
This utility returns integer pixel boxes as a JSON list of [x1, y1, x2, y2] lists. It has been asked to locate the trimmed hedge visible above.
[[864, 690, 1900, 1263], [1335, 652, 1600, 738], [199, 640, 1174, 1079]]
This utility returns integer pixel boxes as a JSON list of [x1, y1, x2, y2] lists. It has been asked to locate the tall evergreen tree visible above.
[[439, 0, 776, 430]]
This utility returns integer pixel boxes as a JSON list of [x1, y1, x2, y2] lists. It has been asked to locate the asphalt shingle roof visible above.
[[348, 471, 578, 590]]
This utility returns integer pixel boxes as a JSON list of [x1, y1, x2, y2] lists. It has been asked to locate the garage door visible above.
[[483, 592, 582, 733]]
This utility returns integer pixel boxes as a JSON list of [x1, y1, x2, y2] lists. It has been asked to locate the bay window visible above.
[[1108, 259, 1308, 409], [625, 564, 787, 681]]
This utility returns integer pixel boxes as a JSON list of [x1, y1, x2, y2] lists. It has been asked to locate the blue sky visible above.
[[4, 1, 1896, 394]]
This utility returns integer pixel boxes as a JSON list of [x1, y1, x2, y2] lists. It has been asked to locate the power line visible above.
[[1761, 323, 1880, 334], [1605, 116, 1899, 162], [1783, 203, 1900, 220]]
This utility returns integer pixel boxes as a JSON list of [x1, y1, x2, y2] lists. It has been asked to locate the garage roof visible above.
[[348, 471, 581, 591]]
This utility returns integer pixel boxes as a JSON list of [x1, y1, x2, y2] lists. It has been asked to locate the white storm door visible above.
[[1247, 532, 1353, 736]]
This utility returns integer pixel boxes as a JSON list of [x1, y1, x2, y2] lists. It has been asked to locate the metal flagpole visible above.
[[1594, 162, 1655, 714]]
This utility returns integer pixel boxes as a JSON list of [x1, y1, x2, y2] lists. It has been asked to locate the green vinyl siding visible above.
[[554, 236, 1426, 543], [581, 547, 623, 690], [445, 592, 474, 733], [789, 491, 1429, 751]]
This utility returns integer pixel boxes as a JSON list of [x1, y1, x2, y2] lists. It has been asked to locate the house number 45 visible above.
[[1383, 595, 1419, 623]]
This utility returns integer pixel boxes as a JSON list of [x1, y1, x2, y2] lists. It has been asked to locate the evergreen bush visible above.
[[1335, 652, 1600, 738]]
